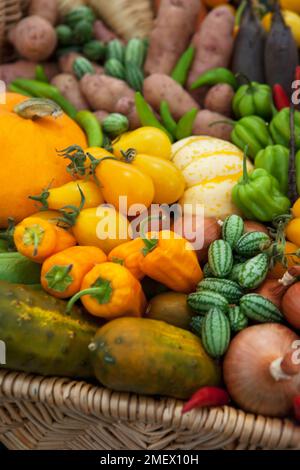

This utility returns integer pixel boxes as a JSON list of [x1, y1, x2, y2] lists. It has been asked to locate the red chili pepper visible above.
[[273, 84, 290, 111], [182, 386, 230, 414], [293, 396, 300, 422]]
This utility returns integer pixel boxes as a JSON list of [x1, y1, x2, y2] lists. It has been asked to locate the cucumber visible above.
[[201, 308, 231, 358], [56, 24, 73, 46], [228, 263, 244, 283], [188, 290, 229, 314], [83, 40, 106, 61], [72, 20, 93, 45], [238, 253, 269, 289], [125, 38, 147, 68], [203, 263, 215, 278], [235, 231, 271, 257], [197, 278, 244, 304], [106, 39, 125, 63], [190, 315, 204, 335], [222, 215, 244, 248], [102, 113, 129, 137], [125, 63, 144, 92], [65, 6, 95, 28], [0, 281, 100, 377], [0, 252, 41, 285], [73, 57, 95, 79], [228, 306, 248, 332], [240, 294, 284, 323], [208, 240, 233, 278], [104, 59, 126, 80]]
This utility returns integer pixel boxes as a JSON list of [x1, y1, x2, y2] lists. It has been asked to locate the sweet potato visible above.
[[192, 110, 233, 141], [51, 73, 89, 110], [143, 73, 200, 120], [188, 6, 235, 101], [29, 0, 59, 25], [204, 84, 234, 117], [145, 0, 200, 75], [8, 16, 57, 62], [115, 96, 141, 130], [93, 20, 120, 43], [80, 74, 135, 112], [0, 60, 58, 85]]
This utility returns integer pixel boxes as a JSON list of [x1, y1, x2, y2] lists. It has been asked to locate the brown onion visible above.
[[282, 283, 300, 330], [254, 279, 289, 309], [244, 220, 269, 235], [223, 324, 300, 417]]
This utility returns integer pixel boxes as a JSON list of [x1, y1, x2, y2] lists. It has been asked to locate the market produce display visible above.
[[1, 0, 300, 434]]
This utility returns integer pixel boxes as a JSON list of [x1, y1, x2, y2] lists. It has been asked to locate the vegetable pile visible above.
[[1, 0, 300, 426]]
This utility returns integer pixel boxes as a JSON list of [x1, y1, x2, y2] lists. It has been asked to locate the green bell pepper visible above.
[[232, 155, 291, 222], [270, 108, 300, 149], [255, 145, 290, 195], [231, 116, 273, 160], [232, 82, 273, 121]]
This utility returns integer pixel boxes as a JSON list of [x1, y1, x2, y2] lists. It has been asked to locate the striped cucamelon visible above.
[[65, 6, 95, 28], [240, 294, 284, 323], [203, 263, 215, 278], [73, 57, 95, 79], [197, 278, 244, 304], [187, 290, 229, 314], [106, 39, 125, 63], [201, 308, 231, 358], [105, 59, 126, 80], [228, 306, 248, 332], [102, 113, 129, 137], [238, 253, 269, 289], [208, 240, 233, 278], [228, 263, 245, 283], [72, 20, 93, 45], [222, 215, 244, 248], [83, 40, 106, 61], [125, 63, 144, 92], [125, 38, 147, 68], [190, 315, 204, 336], [235, 231, 271, 257]]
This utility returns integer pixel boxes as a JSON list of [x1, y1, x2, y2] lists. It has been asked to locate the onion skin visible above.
[[244, 220, 269, 235], [282, 283, 300, 330], [223, 324, 300, 417], [254, 279, 288, 309]]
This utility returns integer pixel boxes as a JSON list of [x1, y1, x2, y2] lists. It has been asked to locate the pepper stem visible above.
[[45, 264, 73, 292], [66, 278, 112, 313], [235, 72, 255, 91], [121, 148, 137, 163], [23, 224, 45, 257], [14, 98, 63, 120], [56, 185, 86, 228], [28, 180, 53, 210]]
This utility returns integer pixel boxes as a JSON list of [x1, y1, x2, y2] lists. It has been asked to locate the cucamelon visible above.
[[187, 290, 229, 314], [238, 253, 269, 289], [201, 308, 231, 358], [222, 214, 244, 248], [208, 240, 233, 278], [240, 294, 284, 323], [197, 278, 244, 304], [228, 306, 248, 332], [235, 231, 271, 257]]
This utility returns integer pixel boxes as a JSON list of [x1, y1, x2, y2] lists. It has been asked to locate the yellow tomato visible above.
[[131, 154, 185, 205], [113, 127, 172, 160], [47, 180, 104, 210], [73, 206, 131, 254], [268, 241, 300, 279], [292, 198, 300, 218], [280, 0, 300, 15], [204, 0, 229, 7], [262, 10, 300, 47], [286, 218, 300, 246]]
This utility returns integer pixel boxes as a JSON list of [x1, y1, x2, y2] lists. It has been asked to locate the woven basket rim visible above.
[[0, 369, 299, 449]]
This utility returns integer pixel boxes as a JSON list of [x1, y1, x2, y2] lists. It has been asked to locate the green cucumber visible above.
[[125, 63, 144, 92], [106, 39, 125, 63], [203, 263, 215, 278], [228, 306, 248, 332], [201, 308, 231, 358], [65, 6, 95, 28], [240, 294, 284, 323], [222, 215, 244, 248], [208, 240, 233, 278], [73, 57, 95, 79], [0, 281, 100, 377], [0, 252, 41, 285], [72, 20, 93, 45], [197, 278, 244, 304], [187, 290, 229, 314], [105, 59, 126, 80], [56, 25, 73, 46], [102, 113, 129, 137], [190, 315, 204, 335], [83, 40, 106, 61], [125, 38, 147, 68], [235, 231, 271, 257], [238, 253, 269, 289]]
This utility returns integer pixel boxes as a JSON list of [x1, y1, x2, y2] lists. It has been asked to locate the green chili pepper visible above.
[[175, 108, 198, 141], [135, 92, 173, 141], [231, 115, 273, 160], [190, 67, 238, 91], [8, 83, 33, 97], [270, 108, 300, 149], [10, 79, 77, 119], [233, 80, 273, 121], [255, 145, 289, 195], [232, 153, 291, 222], [35, 65, 49, 83], [171, 46, 195, 86], [75, 110, 103, 147], [159, 101, 177, 137]]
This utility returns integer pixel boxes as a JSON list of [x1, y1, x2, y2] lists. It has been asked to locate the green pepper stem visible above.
[[66, 280, 112, 313], [57, 185, 86, 228], [121, 148, 137, 163], [235, 72, 255, 91]]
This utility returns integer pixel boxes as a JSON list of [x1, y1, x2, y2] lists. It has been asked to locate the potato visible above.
[[115, 96, 141, 130], [192, 110, 233, 141], [80, 74, 135, 112], [29, 0, 59, 25], [51, 74, 89, 110], [0, 60, 58, 85], [93, 19, 120, 43], [204, 84, 234, 117], [58, 52, 83, 75], [143, 73, 200, 120], [145, 0, 200, 75], [8, 16, 57, 62], [94, 110, 109, 124]]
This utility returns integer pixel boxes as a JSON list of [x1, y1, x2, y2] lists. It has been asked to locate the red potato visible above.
[[143, 73, 200, 120], [192, 109, 233, 141], [0, 60, 58, 85], [51, 74, 89, 110], [145, 0, 200, 75], [8, 16, 57, 62], [188, 6, 235, 102], [29, 0, 59, 25], [204, 84, 234, 117], [93, 20, 120, 43], [94, 110, 109, 124], [80, 74, 135, 112], [115, 96, 141, 130], [58, 52, 83, 75]]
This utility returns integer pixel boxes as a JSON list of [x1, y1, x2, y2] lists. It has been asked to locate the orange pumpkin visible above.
[[0, 93, 87, 227]]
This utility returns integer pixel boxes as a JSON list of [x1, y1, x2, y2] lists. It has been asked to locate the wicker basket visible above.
[[0, 0, 29, 63]]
